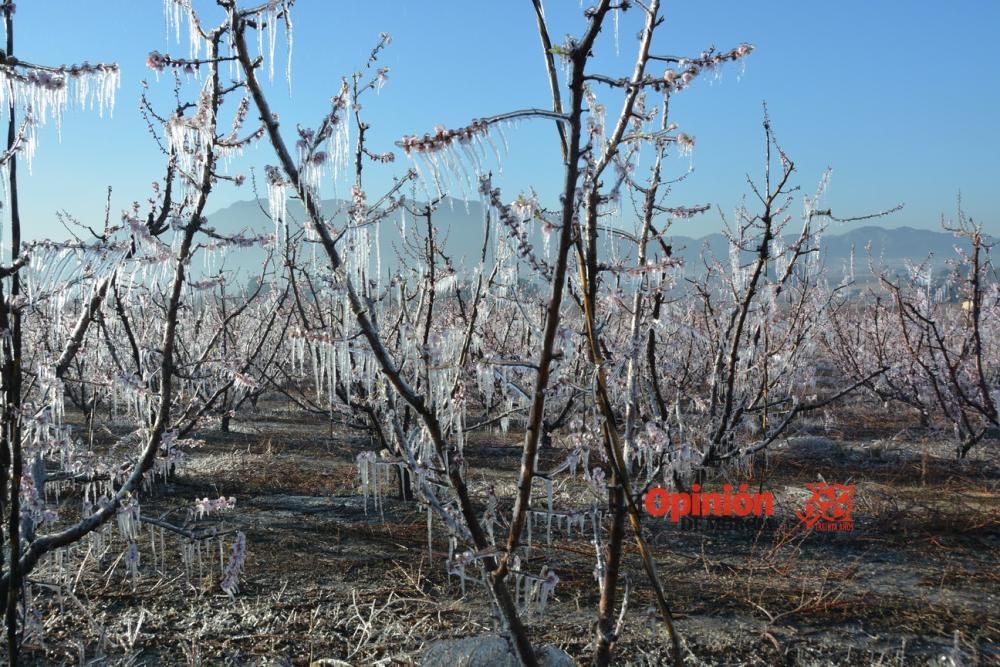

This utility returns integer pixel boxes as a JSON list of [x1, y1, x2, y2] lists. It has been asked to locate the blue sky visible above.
[[8, 1, 1000, 240]]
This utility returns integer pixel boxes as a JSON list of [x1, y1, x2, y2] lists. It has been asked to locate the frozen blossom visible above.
[[220, 531, 247, 598], [192, 496, 236, 520], [675, 132, 695, 155]]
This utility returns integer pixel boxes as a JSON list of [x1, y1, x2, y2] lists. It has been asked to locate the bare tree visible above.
[[878, 210, 998, 457]]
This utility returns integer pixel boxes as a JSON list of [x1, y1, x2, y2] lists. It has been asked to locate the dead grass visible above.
[[15, 405, 1000, 665]]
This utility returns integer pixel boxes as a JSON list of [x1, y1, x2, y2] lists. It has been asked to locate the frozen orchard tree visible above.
[[0, 2, 282, 657]]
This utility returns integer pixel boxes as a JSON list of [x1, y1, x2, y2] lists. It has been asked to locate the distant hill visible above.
[[205, 197, 974, 282]]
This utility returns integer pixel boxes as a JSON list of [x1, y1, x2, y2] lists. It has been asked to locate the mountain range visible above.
[[205, 197, 975, 282]]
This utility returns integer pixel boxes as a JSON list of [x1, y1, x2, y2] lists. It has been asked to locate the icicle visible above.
[[539, 568, 559, 616], [265, 166, 287, 246], [357, 451, 375, 514], [373, 457, 381, 520], [613, 8, 620, 56], [164, 0, 183, 43], [545, 478, 554, 545], [126, 542, 141, 588], [427, 504, 434, 561], [267, 2, 279, 82], [284, 7, 294, 92]]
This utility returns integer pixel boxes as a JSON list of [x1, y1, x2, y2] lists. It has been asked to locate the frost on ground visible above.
[[14, 404, 998, 666]]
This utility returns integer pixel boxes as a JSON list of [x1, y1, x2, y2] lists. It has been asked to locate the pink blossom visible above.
[[146, 51, 167, 72]]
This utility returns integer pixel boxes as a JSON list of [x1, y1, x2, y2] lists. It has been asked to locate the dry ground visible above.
[[15, 403, 1000, 666]]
